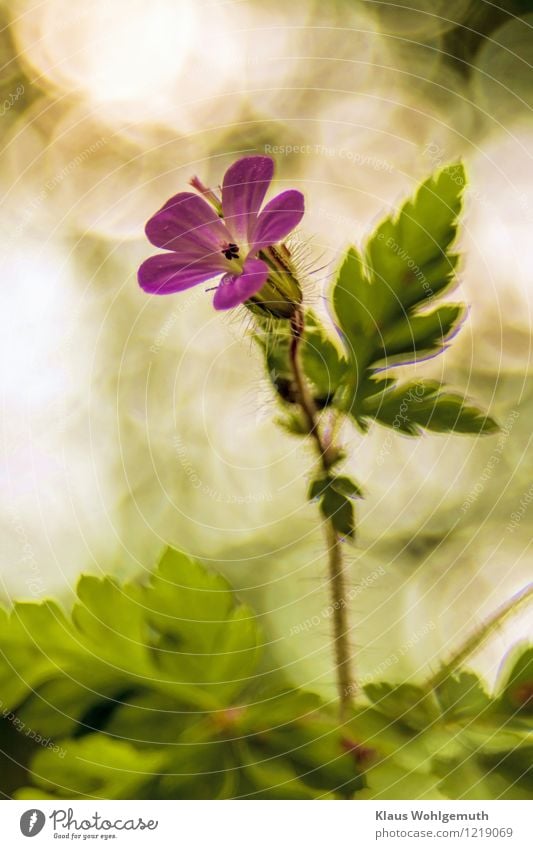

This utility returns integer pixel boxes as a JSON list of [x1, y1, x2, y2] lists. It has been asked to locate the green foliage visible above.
[[0, 550, 364, 800], [0, 553, 530, 801], [357, 658, 533, 800]]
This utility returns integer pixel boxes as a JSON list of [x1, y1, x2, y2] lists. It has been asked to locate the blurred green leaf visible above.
[[434, 749, 533, 801], [358, 762, 445, 800], [300, 312, 348, 403], [364, 683, 440, 730], [435, 672, 491, 719], [2, 556, 530, 802], [239, 744, 321, 799], [495, 644, 533, 716], [0, 548, 262, 732], [308, 474, 363, 539]]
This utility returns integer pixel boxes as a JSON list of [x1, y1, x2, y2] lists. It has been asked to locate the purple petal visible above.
[[221, 156, 274, 244], [251, 190, 305, 250], [145, 192, 231, 257], [138, 252, 222, 295], [213, 257, 269, 310]]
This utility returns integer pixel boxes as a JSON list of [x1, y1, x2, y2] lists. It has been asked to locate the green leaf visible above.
[[331, 164, 495, 435], [435, 672, 492, 720], [275, 410, 309, 436], [103, 691, 198, 747], [495, 644, 533, 715], [237, 689, 323, 735], [364, 683, 440, 730], [308, 474, 363, 502], [18, 736, 165, 800], [361, 380, 499, 435], [308, 475, 362, 537], [300, 312, 348, 403], [255, 310, 348, 409], [358, 762, 445, 800], [239, 744, 324, 799], [73, 576, 147, 668], [262, 715, 366, 797], [145, 548, 234, 653], [308, 476, 330, 501], [330, 475, 364, 499], [377, 304, 464, 366], [434, 750, 533, 801], [367, 164, 464, 316], [0, 549, 263, 727], [320, 488, 355, 539]]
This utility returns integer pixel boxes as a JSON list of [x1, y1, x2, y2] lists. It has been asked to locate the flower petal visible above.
[[138, 252, 222, 295], [145, 192, 231, 257], [222, 156, 274, 244], [251, 190, 305, 250], [213, 257, 269, 310]]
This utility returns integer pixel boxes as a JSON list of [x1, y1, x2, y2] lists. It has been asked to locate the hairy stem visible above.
[[427, 582, 533, 691], [289, 309, 355, 718]]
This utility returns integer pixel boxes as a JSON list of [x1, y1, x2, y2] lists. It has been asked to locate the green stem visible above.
[[427, 582, 533, 691], [289, 309, 355, 719]]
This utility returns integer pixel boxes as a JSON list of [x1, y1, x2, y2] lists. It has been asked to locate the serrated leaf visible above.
[[367, 164, 464, 314], [146, 549, 234, 653], [495, 644, 533, 715], [435, 672, 491, 719], [73, 576, 147, 669], [0, 549, 263, 729], [331, 165, 491, 429], [275, 410, 308, 436], [361, 380, 498, 435]]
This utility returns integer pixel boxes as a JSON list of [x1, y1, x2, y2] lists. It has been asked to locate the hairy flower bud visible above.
[[245, 244, 303, 319]]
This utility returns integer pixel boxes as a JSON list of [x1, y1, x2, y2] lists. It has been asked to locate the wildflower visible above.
[[138, 155, 304, 315]]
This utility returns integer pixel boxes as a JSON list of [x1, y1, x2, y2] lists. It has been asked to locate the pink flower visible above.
[[138, 156, 304, 310]]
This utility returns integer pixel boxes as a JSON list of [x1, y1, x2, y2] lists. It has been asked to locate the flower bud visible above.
[[246, 244, 303, 319]]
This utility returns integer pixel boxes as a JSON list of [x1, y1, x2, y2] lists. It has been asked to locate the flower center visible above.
[[222, 243, 240, 261]]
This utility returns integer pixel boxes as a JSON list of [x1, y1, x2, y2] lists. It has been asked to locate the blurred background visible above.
[[0, 0, 531, 701]]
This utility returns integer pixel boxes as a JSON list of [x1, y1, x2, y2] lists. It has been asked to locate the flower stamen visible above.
[[222, 243, 240, 260]]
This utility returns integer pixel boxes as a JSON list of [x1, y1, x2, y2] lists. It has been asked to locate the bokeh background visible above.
[[1, 0, 532, 704]]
